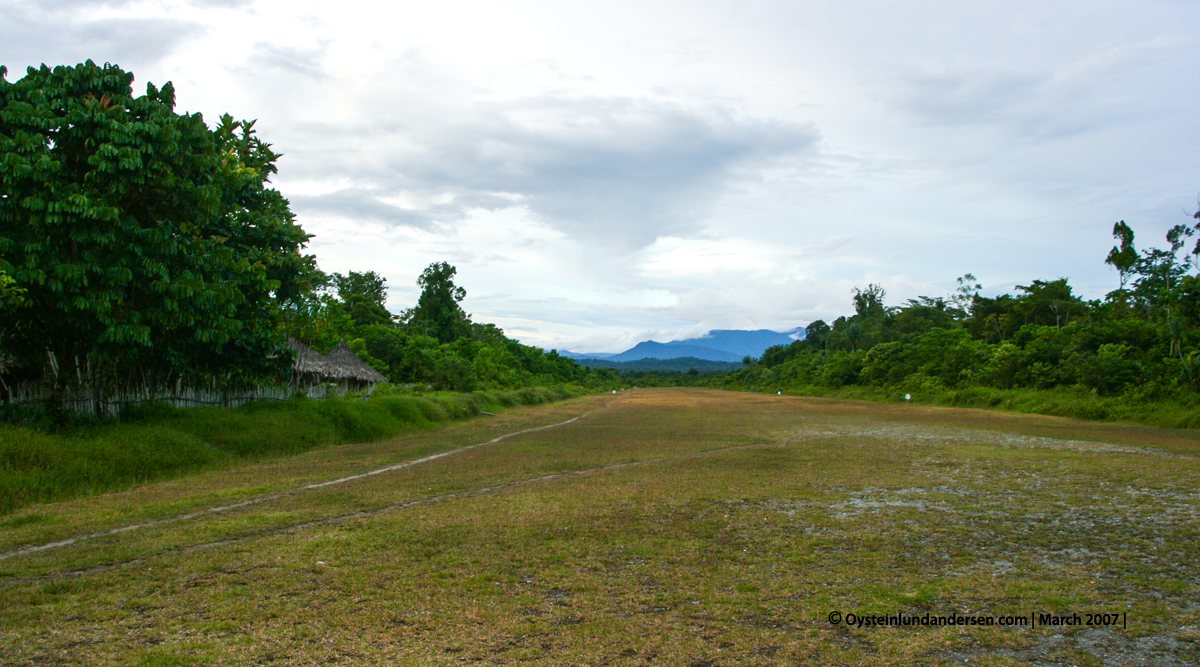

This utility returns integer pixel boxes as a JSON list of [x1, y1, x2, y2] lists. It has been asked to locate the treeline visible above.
[[0, 61, 610, 414], [281, 262, 612, 392], [728, 213, 1200, 408]]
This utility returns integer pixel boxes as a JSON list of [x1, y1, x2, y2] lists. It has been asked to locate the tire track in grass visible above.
[[0, 410, 600, 562], [0, 437, 785, 588]]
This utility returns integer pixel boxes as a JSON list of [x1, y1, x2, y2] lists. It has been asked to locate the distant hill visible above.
[[557, 350, 615, 360], [607, 341, 743, 363], [562, 328, 802, 364], [679, 329, 801, 358], [574, 357, 742, 373]]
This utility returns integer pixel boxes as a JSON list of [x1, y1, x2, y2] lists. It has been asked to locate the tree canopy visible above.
[[333, 270, 393, 328], [0, 61, 313, 395], [732, 209, 1200, 399], [404, 261, 471, 344], [275, 259, 606, 393]]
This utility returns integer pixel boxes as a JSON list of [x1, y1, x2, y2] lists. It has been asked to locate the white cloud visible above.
[[278, 88, 819, 247]]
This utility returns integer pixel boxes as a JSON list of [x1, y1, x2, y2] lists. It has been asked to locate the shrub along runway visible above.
[[2, 389, 1197, 665]]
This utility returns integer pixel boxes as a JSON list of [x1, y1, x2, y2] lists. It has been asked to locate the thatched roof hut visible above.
[[286, 337, 388, 388], [324, 340, 389, 384], [287, 337, 331, 377]]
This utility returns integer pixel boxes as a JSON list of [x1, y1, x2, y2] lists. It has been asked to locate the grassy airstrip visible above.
[[1, 388, 1197, 666]]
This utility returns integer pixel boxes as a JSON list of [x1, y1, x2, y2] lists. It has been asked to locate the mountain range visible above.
[[570, 357, 743, 373], [559, 328, 803, 363]]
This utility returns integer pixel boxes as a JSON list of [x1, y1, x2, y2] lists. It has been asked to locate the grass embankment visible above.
[[2, 388, 1197, 665], [0, 385, 582, 515], [753, 383, 1200, 429]]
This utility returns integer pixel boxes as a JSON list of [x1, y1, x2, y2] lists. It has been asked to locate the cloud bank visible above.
[[2, 0, 1197, 351]]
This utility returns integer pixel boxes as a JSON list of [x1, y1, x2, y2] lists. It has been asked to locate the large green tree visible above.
[[333, 270, 393, 328], [0, 61, 313, 397], [403, 262, 471, 344]]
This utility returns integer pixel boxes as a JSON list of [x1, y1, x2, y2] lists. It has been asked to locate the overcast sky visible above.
[[3, 0, 1198, 352]]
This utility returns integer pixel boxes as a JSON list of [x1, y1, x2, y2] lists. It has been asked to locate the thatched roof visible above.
[[287, 337, 331, 375], [287, 337, 388, 384], [324, 340, 389, 383]]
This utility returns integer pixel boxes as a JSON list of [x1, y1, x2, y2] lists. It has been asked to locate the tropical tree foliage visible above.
[[402, 261, 471, 343], [735, 214, 1200, 398], [0, 61, 314, 399], [0, 268, 23, 308], [286, 262, 604, 392]]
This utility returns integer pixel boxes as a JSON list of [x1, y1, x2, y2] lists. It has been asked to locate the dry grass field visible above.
[[1, 388, 1197, 666]]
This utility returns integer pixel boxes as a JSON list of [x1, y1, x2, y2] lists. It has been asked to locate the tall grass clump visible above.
[[0, 387, 584, 515], [0, 421, 222, 516]]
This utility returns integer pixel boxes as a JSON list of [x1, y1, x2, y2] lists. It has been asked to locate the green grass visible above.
[[1, 389, 1196, 665], [0, 386, 585, 515]]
